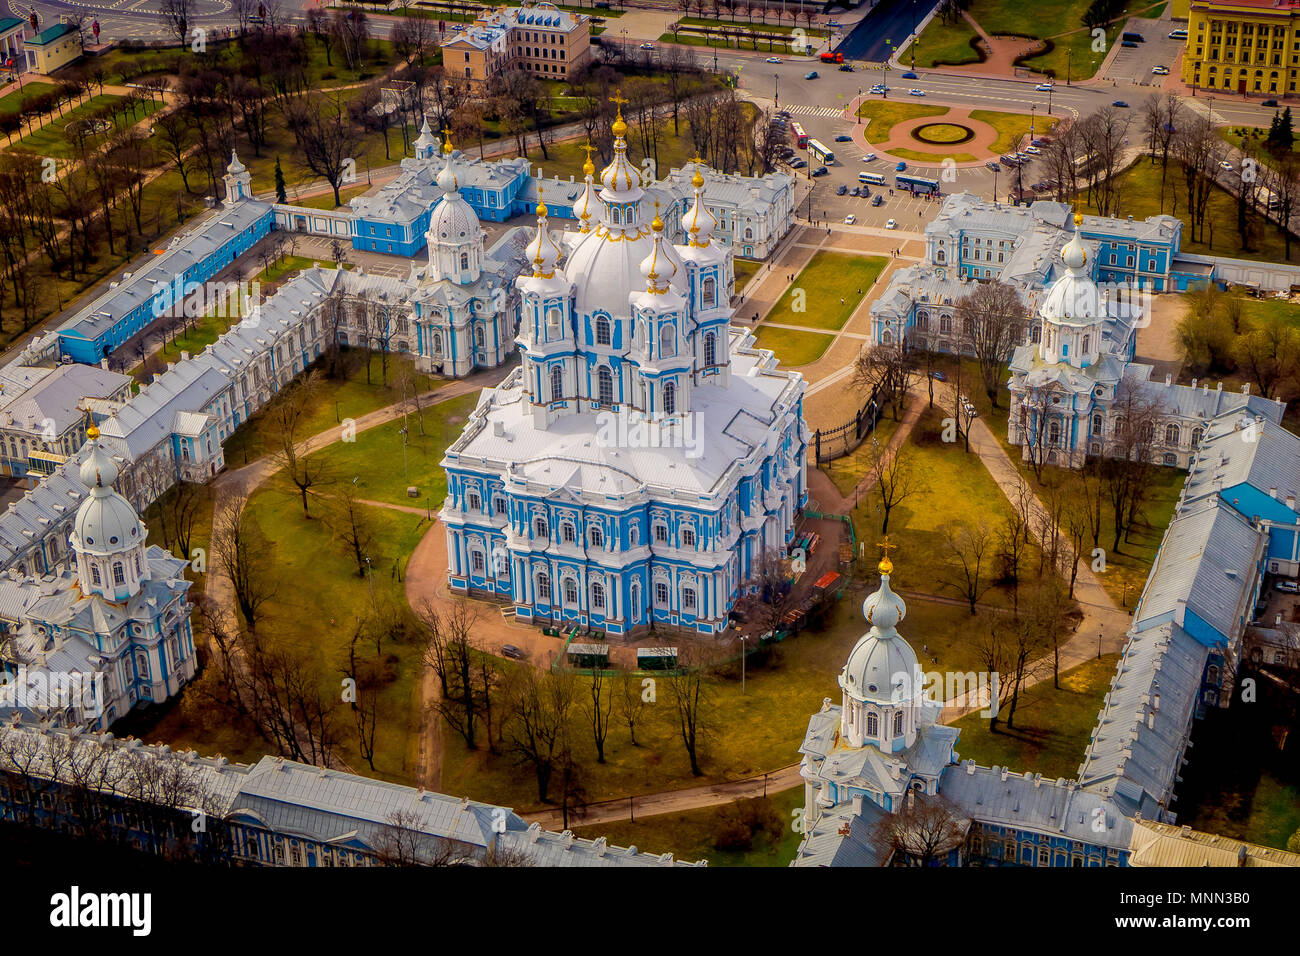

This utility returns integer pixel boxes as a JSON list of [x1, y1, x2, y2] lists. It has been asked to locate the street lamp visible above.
[[774, 72, 779, 109], [910, 0, 916, 71], [1048, 84, 1053, 116], [1066, 47, 1072, 86], [738, 635, 748, 694], [857, 87, 862, 123]]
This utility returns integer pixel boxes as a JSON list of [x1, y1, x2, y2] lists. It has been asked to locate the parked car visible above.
[[863, 152, 877, 161], [502, 644, 527, 660], [885, 218, 898, 229], [836, 184, 848, 195], [1168, 29, 1188, 39], [871, 194, 884, 206], [1263, 99, 1280, 107], [835, 134, 852, 142], [985, 161, 1001, 172], [844, 214, 856, 224], [1035, 83, 1054, 91], [1277, 580, 1300, 593], [778, 110, 792, 118], [930, 370, 946, 381], [1031, 138, 1049, 147], [1023, 145, 1040, 154], [901, 71, 918, 79], [1122, 31, 1145, 42], [895, 160, 907, 171], [1219, 160, 1234, 171], [805, 70, 819, 79], [639, 42, 654, 50], [1120, 41, 1139, 48], [1112, 100, 1130, 108], [850, 186, 861, 196], [765, 56, 783, 64], [839, 64, 854, 71], [1152, 65, 1170, 76], [909, 88, 925, 96], [789, 158, 807, 168], [812, 165, 829, 176]]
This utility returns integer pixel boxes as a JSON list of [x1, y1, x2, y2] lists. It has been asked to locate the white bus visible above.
[[809, 138, 836, 165], [860, 171, 886, 185]]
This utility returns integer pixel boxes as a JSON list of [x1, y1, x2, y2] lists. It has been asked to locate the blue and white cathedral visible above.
[[439, 104, 808, 636]]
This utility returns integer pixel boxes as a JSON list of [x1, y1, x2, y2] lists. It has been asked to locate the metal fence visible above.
[[811, 385, 883, 465]]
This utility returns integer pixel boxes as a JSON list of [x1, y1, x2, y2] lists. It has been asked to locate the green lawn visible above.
[[889, 147, 977, 164], [763, 251, 887, 332], [969, 109, 1060, 155], [751, 325, 835, 366], [1078, 158, 1300, 266], [734, 258, 760, 293], [0, 81, 57, 114], [912, 19, 982, 69], [952, 654, 1120, 780], [572, 786, 805, 866], [849, 403, 1055, 613], [9, 94, 165, 158], [309, 390, 481, 509], [291, 183, 373, 211], [858, 101, 947, 142], [221, 352, 434, 467]]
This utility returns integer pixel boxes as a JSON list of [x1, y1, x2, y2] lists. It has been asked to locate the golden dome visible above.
[[582, 141, 596, 177], [86, 424, 100, 440], [691, 155, 705, 188], [1074, 210, 1084, 226], [612, 114, 627, 138], [537, 200, 548, 217], [442, 128, 454, 155]]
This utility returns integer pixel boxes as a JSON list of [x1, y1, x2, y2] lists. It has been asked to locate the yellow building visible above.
[[1182, 0, 1300, 95], [24, 22, 82, 76], [440, 3, 592, 84]]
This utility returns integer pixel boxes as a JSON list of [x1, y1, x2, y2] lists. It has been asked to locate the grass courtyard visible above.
[[752, 325, 836, 366], [763, 252, 887, 332]]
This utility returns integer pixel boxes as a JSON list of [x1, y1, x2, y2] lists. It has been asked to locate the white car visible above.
[[1023, 145, 1040, 155], [885, 218, 898, 229], [845, 214, 857, 224], [765, 56, 782, 64], [1219, 160, 1234, 171], [1035, 83, 1054, 91], [862, 152, 877, 162], [909, 88, 925, 96], [1152, 65, 1170, 76], [639, 42, 654, 50]]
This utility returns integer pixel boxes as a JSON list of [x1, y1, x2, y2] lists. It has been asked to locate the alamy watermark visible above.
[[151, 274, 261, 322], [0, 668, 104, 718], [594, 407, 704, 459]]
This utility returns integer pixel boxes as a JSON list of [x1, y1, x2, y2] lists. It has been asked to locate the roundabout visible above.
[[854, 100, 1062, 171]]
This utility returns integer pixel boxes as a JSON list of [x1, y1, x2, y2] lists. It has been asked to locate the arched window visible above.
[[562, 522, 575, 543], [537, 570, 551, 600], [460, 252, 469, 270], [1165, 423, 1180, 446], [534, 516, 548, 538], [598, 366, 614, 405], [134, 553, 142, 575], [880, 329, 893, 346], [744, 227, 752, 239], [1082, 333, 1091, 354], [1207, 664, 1220, 684], [1048, 420, 1061, 446], [596, 315, 611, 345], [563, 578, 578, 605], [631, 582, 641, 620], [940, 314, 952, 333], [1092, 414, 1103, 436], [659, 324, 675, 357], [916, 311, 929, 331], [112, 562, 125, 586], [662, 381, 677, 415], [654, 581, 669, 606], [474, 326, 484, 348], [893, 711, 903, 736], [90, 564, 101, 585], [550, 364, 563, 402], [866, 711, 879, 737], [702, 276, 717, 308], [591, 581, 606, 610], [704, 331, 717, 366], [1191, 427, 1203, 447], [1031, 324, 1042, 344]]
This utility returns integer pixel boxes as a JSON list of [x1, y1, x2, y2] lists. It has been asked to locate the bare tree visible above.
[[329, 481, 377, 578], [956, 279, 1024, 408], [663, 647, 713, 777], [942, 519, 996, 614], [286, 95, 361, 209], [866, 433, 923, 535], [211, 494, 277, 628], [503, 668, 576, 802], [160, 0, 193, 44], [419, 600, 489, 752], [615, 671, 648, 746], [868, 791, 970, 866], [582, 663, 613, 764], [269, 370, 332, 515]]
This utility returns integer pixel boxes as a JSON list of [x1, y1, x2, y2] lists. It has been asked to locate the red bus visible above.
[[791, 122, 808, 148]]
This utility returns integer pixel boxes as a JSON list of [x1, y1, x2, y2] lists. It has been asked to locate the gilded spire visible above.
[[877, 535, 896, 576], [441, 128, 454, 155], [691, 154, 705, 189], [610, 89, 629, 139], [582, 141, 596, 178]]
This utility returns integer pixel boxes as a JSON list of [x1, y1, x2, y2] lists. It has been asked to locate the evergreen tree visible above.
[[1282, 107, 1295, 151], [274, 156, 287, 204]]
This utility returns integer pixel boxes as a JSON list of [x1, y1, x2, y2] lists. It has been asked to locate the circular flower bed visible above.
[[912, 123, 975, 146]]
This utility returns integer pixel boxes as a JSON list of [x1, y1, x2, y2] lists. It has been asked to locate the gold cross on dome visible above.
[[581, 141, 596, 162], [877, 535, 897, 561], [609, 88, 628, 114]]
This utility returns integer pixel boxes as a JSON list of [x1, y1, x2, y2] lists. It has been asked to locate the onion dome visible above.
[[639, 204, 677, 294], [1041, 209, 1100, 323], [840, 539, 918, 706], [73, 426, 144, 559], [525, 192, 562, 279], [414, 115, 437, 155], [681, 156, 717, 248], [574, 142, 599, 233], [599, 91, 642, 196], [226, 150, 245, 175], [436, 131, 459, 192]]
